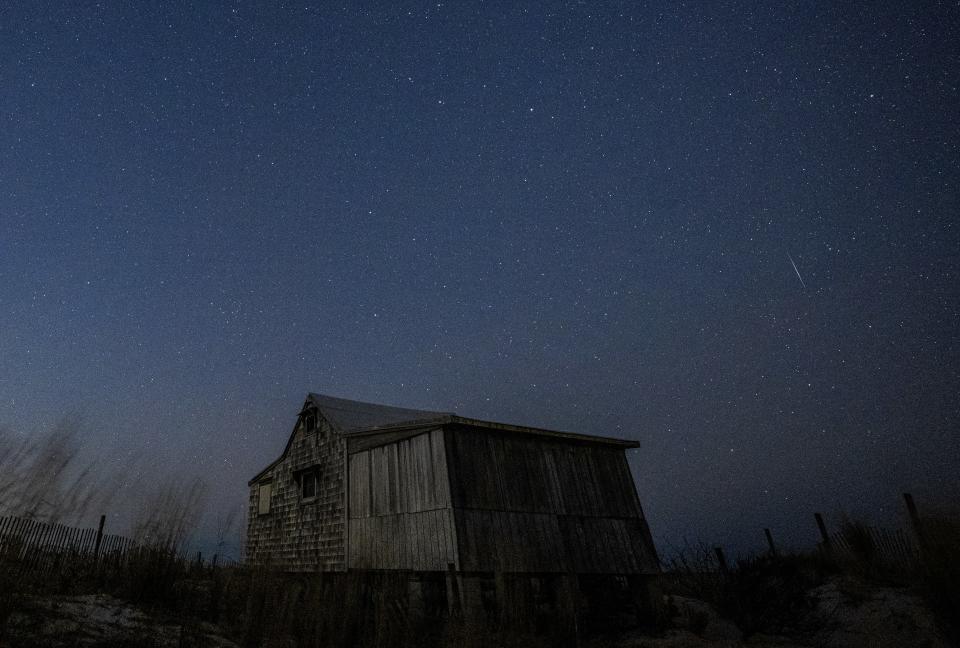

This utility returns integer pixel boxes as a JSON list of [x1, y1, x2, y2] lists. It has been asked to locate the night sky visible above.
[[2, 2, 958, 557]]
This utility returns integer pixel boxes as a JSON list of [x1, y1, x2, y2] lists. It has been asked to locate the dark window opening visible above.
[[303, 411, 317, 434], [297, 468, 319, 501]]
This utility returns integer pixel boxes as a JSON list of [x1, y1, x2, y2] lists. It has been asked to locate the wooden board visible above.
[[453, 509, 567, 572], [347, 509, 458, 571], [446, 427, 644, 518], [556, 515, 660, 574], [348, 429, 451, 518]]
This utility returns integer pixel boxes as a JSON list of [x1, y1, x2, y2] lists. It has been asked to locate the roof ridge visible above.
[[306, 391, 451, 432]]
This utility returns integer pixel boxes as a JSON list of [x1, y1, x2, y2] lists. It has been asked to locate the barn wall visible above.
[[446, 428, 642, 516], [347, 429, 458, 570], [246, 413, 346, 571], [446, 427, 659, 574], [454, 509, 566, 572], [348, 509, 457, 570]]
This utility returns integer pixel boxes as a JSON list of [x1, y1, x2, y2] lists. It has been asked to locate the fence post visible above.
[[814, 513, 831, 551], [764, 528, 778, 557], [94, 515, 106, 560], [713, 546, 729, 574], [903, 493, 927, 552]]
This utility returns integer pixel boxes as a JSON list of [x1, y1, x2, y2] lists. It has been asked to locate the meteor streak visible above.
[[787, 252, 807, 289]]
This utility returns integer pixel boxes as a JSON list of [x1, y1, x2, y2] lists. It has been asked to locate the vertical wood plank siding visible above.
[[347, 429, 456, 570], [348, 508, 458, 570], [446, 427, 642, 517], [446, 427, 659, 574]]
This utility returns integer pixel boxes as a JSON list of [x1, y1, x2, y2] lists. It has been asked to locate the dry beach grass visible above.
[[1, 420, 958, 647]]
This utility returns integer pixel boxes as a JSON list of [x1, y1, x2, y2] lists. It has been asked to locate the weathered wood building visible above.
[[246, 393, 659, 576]]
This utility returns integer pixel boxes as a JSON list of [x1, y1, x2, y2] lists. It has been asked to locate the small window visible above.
[[303, 411, 317, 434], [300, 470, 318, 500], [258, 481, 272, 515]]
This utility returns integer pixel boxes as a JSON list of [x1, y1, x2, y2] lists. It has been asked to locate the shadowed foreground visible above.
[[1, 527, 958, 648], [1, 424, 957, 646]]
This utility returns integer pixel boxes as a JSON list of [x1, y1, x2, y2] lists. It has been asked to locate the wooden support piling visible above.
[[445, 562, 461, 618], [559, 571, 582, 648]]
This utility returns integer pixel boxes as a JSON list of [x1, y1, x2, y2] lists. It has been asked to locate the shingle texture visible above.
[[246, 413, 346, 571]]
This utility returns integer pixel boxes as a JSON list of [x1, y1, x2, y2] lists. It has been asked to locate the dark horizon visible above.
[[1, 2, 958, 558]]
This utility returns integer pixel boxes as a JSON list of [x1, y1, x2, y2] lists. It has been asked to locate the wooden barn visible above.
[[246, 393, 660, 578]]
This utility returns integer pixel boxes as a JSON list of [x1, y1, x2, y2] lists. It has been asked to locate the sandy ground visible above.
[[590, 576, 954, 648], [1, 594, 238, 648], [1, 576, 953, 647]]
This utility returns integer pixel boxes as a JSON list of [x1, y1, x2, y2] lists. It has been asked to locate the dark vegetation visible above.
[[0, 545, 642, 647], [1, 421, 958, 647], [6, 514, 958, 648], [663, 511, 960, 644]]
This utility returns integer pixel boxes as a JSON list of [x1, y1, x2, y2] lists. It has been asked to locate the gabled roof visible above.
[[249, 392, 639, 484], [305, 392, 451, 432]]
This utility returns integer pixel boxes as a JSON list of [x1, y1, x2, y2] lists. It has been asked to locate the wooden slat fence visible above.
[[0, 515, 138, 575], [826, 525, 920, 571]]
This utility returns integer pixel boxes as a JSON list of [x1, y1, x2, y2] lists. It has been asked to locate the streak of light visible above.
[[787, 252, 807, 289]]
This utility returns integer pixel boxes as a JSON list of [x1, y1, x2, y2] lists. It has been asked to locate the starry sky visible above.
[[1, 2, 958, 557]]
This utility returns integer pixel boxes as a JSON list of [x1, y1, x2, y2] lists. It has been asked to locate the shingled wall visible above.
[[246, 412, 346, 571]]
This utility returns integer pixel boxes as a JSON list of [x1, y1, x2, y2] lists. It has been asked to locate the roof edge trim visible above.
[[342, 414, 640, 448], [450, 415, 641, 447]]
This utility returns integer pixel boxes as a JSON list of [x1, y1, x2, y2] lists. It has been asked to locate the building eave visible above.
[[450, 415, 640, 448], [342, 415, 640, 448]]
